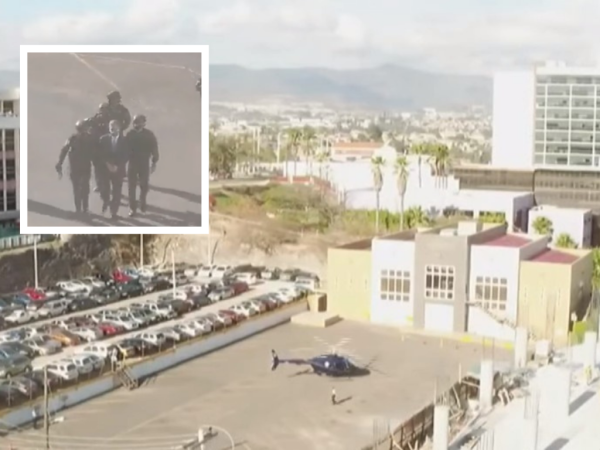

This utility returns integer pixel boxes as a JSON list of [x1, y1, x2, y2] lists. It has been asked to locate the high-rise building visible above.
[[0, 86, 19, 227], [492, 62, 600, 170]]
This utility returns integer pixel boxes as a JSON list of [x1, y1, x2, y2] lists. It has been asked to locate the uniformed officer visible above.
[[88, 103, 111, 192], [55, 120, 94, 214], [126, 114, 159, 216], [196, 77, 201, 94], [106, 91, 132, 131]]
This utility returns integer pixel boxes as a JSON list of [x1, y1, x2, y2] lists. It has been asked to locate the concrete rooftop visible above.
[[4, 322, 510, 450]]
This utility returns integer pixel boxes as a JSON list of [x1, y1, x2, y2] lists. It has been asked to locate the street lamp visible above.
[[171, 249, 176, 297], [140, 234, 144, 268]]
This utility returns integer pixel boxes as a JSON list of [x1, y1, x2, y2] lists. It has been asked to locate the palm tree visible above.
[[592, 248, 600, 289], [410, 143, 429, 188], [555, 233, 577, 249], [428, 143, 451, 188], [531, 216, 553, 235], [394, 156, 409, 230], [371, 156, 385, 233], [302, 126, 317, 181], [286, 128, 302, 179]]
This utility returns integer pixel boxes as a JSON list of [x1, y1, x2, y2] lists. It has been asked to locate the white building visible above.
[[0, 86, 19, 226], [528, 205, 593, 247], [492, 62, 600, 170]]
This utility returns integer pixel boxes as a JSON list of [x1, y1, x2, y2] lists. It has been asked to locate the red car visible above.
[[112, 270, 132, 283], [219, 309, 244, 324], [97, 322, 124, 336], [22, 288, 47, 301], [230, 281, 249, 296]]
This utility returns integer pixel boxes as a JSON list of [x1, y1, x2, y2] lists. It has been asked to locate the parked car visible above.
[[47, 328, 82, 346], [255, 296, 279, 311], [188, 295, 211, 309], [279, 269, 300, 281], [45, 362, 79, 381], [235, 272, 257, 285], [65, 356, 95, 376], [247, 299, 267, 314], [218, 309, 244, 324], [78, 343, 116, 359], [67, 297, 99, 312], [199, 314, 225, 331], [0, 342, 36, 359], [197, 265, 215, 278], [80, 353, 105, 371], [69, 326, 103, 342], [56, 280, 89, 294], [23, 369, 61, 390], [118, 338, 158, 357], [230, 281, 250, 295], [91, 288, 121, 304], [116, 281, 144, 299], [174, 323, 203, 338], [230, 303, 256, 318], [143, 302, 177, 320], [212, 266, 233, 279], [156, 326, 184, 342], [7, 375, 41, 398], [38, 298, 71, 318], [23, 335, 61, 356], [5, 309, 35, 325], [164, 299, 193, 315], [136, 331, 167, 347], [96, 322, 124, 336], [208, 287, 234, 303], [0, 353, 32, 378]]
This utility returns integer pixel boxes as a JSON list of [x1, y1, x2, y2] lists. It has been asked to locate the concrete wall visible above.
[[567, 250, 594, 319], [518, 261, 572, 344], [413, 233, 470, 332], [528, 206, 592, 248], [371, 237, 416, 326], [327, 247, 372, 320], [469, 245, 521, 322]]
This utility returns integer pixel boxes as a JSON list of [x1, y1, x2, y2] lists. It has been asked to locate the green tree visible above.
[[371, 156, 385, 233], [286, 128, 302, 178], [428, 143, 451, 188], [404, 206, 430, 229], [302, 126, 317, 180], [367, 123, 383, 142], [479, 212, 506, 224], [555, 233, 577, 249], [592, 248, 600, 289], [531, 216, 553, 235], [410, 143, 429, 188], [394, 156, 409, 230], [209, 134, 237, 178]]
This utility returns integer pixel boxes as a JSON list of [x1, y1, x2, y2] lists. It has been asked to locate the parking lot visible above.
[[4, 321, 512, 450]]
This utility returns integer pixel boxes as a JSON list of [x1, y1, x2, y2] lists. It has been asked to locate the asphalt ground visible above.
[[25, 52, 203, 228], [3, 321, 511, 450]]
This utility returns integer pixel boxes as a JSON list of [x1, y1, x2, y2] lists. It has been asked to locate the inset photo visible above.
[[20, 45, 209, 234]]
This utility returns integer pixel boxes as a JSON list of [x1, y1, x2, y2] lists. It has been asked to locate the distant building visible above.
[[528, 205, 593, 248], [327, 222, 593, 345], [0, 86, 19, 227], [492, 62, 600, 170], [330, 142, 382, 161]]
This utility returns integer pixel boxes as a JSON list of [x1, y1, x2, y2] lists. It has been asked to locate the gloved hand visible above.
[[150, 163, 156, 174], [55, 163, 62, 178]]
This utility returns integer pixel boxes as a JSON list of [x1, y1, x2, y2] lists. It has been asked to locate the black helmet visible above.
[[107, 91, 121, 102], [98, 102, 109, 112], [75, 120, 86, 131], [132, 114, 147, 125]]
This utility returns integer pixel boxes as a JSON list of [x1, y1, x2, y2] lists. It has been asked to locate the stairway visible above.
[[116, 366, 138, 390]]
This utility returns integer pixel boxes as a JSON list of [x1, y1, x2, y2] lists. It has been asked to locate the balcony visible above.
[[0, 113, 18, 129]]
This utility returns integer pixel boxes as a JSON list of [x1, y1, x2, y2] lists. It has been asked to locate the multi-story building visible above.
[[327, 222, 593, 345], [492, 62, 600, 170], [0, 86, 19, 229]]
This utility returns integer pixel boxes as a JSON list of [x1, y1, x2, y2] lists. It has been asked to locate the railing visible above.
[[0, 234, 59, 251]]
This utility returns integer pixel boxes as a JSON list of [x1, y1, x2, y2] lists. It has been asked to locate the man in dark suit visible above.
[[98, 120, 130, 219]]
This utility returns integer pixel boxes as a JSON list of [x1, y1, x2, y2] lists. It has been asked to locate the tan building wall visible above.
[[517, 250, 593, 346], [327, 244, 372, 321]]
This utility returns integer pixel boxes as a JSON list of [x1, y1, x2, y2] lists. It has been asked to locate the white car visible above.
[[231, 303, 255, 318], [46, 362, 79, 381], [0, 331, 23, 342], [56, 280, 89, 294], [137, 267, 156, 278], [183, 265, 200, 277], [247, 300, 267, 314], [174, 323, 203, 338], [235, 272, 258, 285], [70, 326, 103, 342], [24, 335, 61, 355], [197, 265, 215, 278], [5, 309, 35, 325], [80, 277, 106, 289], [186, 284, 206, 295], [37, 299, 70, 318], [65, 356, 94, 375], [78, 343, 113, 359], [136, 331, 167, 347], [106, 317, 139, 331], [156, 327, 184, 342], [212, 266, 232, 279], [173, 289, 189, 301], [205, 312, 233, 327], [144, 303, 177, 319], [79, 353, 105, 371]]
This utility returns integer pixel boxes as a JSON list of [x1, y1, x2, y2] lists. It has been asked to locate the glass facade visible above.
[[534, 74, 600, 168]]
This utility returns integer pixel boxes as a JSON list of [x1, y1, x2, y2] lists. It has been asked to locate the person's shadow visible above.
[[27, 199, 100, 226], [149, 184, 202, 204]]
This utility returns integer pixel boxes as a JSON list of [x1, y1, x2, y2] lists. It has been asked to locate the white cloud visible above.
[[0, 0, 598, 73]]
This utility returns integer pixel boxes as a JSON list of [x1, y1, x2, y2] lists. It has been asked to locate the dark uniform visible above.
[[88, 104, 111, 191], [55, 121, 94, 213], [126, 114, 159, 215], [106, 91, 132, 132], [196, 78, 201, 94]]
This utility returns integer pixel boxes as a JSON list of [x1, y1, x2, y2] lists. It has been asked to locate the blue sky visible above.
[[0, 0, 596, 73]]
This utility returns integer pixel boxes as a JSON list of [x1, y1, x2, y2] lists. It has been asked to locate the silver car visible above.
[[24, 335, 62, 356], [0, 354, 32, 378]]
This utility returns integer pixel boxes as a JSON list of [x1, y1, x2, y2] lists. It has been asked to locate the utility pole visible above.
[[44, 366, 50, 450], [140, 234, 144, 268], [171, 250, 176, 297], [33, 238, 39, 290]]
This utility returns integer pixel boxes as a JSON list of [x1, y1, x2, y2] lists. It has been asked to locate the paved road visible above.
[[26, 52, 204, 228]]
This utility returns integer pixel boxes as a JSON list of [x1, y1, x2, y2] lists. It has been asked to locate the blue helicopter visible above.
[[270, 349, 373, 378]]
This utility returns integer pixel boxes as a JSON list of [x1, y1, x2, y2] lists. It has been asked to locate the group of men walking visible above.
[[56, 90, 160, 220]]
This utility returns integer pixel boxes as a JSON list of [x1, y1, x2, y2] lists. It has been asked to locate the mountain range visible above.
[[2, 63, 493, 110], [210, 64, 492, 110]]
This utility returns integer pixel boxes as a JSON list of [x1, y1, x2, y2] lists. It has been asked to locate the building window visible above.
[[6, 192, 15, 211], [5, 159, 15, 180], [424, 265, 455, 300], [4, 130, 15, 152], [1, 101, 14, 115], [380, 269, 411, 301], [474, 276, 508, 311]]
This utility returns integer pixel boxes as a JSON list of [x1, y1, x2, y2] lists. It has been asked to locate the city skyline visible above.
[[0, 0, 597, 74]]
